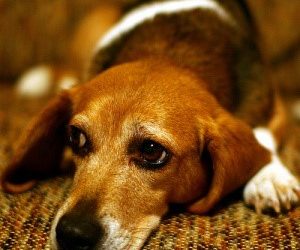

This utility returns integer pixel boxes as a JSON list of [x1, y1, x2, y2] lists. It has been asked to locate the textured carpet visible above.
[[1, 84, 300, 249]]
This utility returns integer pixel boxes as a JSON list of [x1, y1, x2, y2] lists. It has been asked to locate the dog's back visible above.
[[91, 0, 273, 127]]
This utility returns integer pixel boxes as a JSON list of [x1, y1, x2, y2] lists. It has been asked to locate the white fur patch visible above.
[[253, 127, 277, 153], [100, 215, 161, 249], [101, 216, 130, 249], [16, 65, 53, 97], [244, 128, 300, 213], [58, 75, 78, 90], [96, 0, 232, 50]]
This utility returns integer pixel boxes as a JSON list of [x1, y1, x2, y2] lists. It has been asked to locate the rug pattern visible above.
[[0, 85, 299, 249]]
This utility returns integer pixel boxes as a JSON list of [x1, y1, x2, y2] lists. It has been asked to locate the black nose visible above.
[[56, 213, 103, 250]]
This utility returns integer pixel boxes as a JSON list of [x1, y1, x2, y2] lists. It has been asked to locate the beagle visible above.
[[1, 0, 300, 249]]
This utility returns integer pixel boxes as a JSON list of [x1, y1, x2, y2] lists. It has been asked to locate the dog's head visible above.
[[1, 59, 270, 249]]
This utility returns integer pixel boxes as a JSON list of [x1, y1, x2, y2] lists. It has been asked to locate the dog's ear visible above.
[[1, 91, 72, 193], [188, 109, 271, 213]]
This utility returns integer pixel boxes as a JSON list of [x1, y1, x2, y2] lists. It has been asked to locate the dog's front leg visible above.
[[244, 128, 300, 214]]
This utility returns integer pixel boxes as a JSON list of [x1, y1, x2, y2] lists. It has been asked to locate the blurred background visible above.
[[0, 0, 299, 169], [0, 0, 299, 92]]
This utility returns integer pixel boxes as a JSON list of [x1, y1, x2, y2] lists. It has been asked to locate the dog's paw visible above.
[[243, 157, 300, 214]]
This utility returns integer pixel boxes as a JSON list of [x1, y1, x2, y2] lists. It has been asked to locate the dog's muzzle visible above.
[[56, 212, 103, 250]]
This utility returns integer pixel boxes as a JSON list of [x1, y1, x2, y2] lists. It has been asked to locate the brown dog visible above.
[[2, 0, 300, 249]]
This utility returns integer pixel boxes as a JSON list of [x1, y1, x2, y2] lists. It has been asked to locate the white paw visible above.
[[243, 156, 300, 214]]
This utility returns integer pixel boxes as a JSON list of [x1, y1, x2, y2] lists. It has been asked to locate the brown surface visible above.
[[1, 85, 300, 249]]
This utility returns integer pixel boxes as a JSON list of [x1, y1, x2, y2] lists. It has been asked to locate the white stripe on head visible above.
[[96, 0, 233, 50]]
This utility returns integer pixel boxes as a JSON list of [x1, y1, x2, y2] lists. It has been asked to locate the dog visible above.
[[1, 0, 300, 249]]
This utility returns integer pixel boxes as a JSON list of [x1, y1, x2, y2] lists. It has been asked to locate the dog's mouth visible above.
[[99, 216, 145, 250], [51, 211, 161, 250]]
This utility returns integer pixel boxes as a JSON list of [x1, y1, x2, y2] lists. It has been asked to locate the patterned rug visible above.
[[1, 84, 300, 249]]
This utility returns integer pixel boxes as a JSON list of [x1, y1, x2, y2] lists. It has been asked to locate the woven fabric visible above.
[[1, 85, 300, 249]]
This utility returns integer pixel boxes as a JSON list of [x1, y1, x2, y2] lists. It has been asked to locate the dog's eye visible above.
[[137, 140, 170, 168], [68, 125, 90, 155]]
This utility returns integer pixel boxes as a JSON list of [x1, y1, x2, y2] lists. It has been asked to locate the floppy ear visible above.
[[188, 109, 271, 214], [1, 91, 72, 193]]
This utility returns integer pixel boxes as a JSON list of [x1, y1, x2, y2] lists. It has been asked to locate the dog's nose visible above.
[[56, 213, 103, 250]]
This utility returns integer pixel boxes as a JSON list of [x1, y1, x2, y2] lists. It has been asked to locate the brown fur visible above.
[[0, 1, 280, 249], [90, 7, 274, 127], [1, 59, 270, 234]]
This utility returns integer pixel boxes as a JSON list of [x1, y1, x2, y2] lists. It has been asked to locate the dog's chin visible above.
[[50, 213, 161, 250]]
